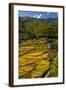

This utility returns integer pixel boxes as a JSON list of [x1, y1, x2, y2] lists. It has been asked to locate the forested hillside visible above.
[[19, 17, 58, 43]]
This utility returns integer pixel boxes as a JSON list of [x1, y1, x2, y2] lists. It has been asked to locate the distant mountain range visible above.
[[19, 16, 58, 23]]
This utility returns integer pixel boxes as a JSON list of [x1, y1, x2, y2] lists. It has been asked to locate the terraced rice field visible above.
[[18, 38, 58, 79]]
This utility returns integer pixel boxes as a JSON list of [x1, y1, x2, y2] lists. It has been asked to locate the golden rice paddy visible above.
[[18, 38, 51, 78]]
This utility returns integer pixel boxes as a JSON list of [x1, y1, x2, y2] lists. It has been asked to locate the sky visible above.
[[19, 11, 58, 19]]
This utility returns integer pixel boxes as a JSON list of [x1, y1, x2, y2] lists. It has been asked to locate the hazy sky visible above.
[[19, 11, 58, 19]]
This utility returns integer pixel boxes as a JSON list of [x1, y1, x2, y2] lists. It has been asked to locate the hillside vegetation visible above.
[[18, 17, 58, 79], [19, 17, 58, 43]]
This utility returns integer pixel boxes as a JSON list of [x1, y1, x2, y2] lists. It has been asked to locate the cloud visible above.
[[33, 14, 42, 18]]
